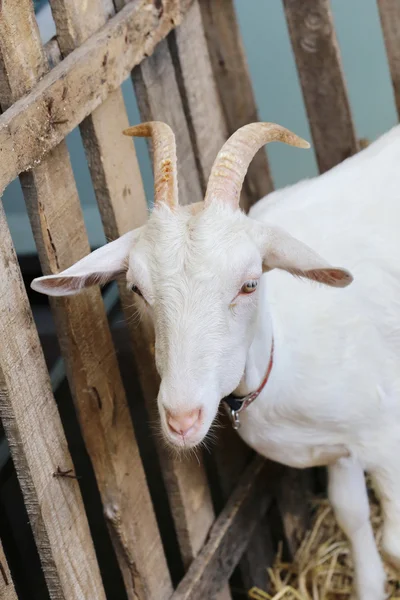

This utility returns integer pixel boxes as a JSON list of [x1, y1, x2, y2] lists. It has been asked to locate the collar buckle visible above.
[[229, 408, 241, 430], [221, 337, 274, 429]]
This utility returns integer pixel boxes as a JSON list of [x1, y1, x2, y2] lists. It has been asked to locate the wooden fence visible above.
[[0, 0, 398, 599]]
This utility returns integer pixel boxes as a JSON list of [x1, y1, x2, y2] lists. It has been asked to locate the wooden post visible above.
[[171, 456, 276, 600], [199, 0, 273, 210], [283, 0, 359, 172], [0, 537, 17, 600], [0, 1, 171, 598], [0, 203, 106, 600], [378, 0, 400, 119]]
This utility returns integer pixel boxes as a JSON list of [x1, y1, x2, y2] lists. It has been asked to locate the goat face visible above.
[[132, 202, 263, 447], [31, 121, 352, 449]]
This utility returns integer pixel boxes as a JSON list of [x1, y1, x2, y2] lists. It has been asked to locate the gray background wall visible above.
[[3, 0, 397, 255]]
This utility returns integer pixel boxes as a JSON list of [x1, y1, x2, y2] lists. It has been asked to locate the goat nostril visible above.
[[167, 408, 201, 436]]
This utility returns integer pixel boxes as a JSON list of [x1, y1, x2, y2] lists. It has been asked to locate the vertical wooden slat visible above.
[[133, 38, 203, 206], [283, 0, 359, 172], [131, 28, 232, 600], [0, 204, 106, 600], [0, 3, 106, 599], [132, 36, 228, 583], [199, 0, 273, 210], [0, 537, 18, 600], [168, 0, 228, 193], [377, 0, 400, 118], [0, 1, 172, 599]]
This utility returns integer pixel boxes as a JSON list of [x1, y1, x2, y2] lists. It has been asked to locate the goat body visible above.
[[241, 125, 400, 470], [240, 125, 400, 598]]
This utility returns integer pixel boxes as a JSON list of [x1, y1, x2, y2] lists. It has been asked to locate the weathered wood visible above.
[[0, 1, 172, 598], [276, 468, 313, 558], [171, 456, 274, 600], [133, 37, 203, 205], [0, 3, 107, 599], [378, 0, 400, 118], [0, 0, 195, 193], [0, 204, 106, 600], [283, 0, 358, 172], [199, 0, 273, 210], [0, 537, 17, 600], [132, 41, 230, 597], [168, 0, 228, 193]]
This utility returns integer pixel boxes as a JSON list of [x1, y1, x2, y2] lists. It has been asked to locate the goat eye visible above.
[[241, 280, 258, 294], [131, 284, 143, 297]]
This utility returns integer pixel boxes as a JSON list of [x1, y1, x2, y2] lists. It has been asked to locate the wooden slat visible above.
[[133, 38, 203, 206], [0, 0, 195, 193], [0, 203, 106, 599], [0, 4, 106, 598], [0, 2, 172, 599], [132, 36, 227, 583], [283, 0, 359, 172], [199, 0, 273, 210], [168, 0, 228, 192], [378, 0, 400, 118], [0, 537, 17, 600], [276, 468, 313, 558], [171, 456, 275, 600], [48, 2, 173, 597]]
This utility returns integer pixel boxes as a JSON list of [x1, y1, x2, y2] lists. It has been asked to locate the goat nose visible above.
[[166, 408, 201, 436]]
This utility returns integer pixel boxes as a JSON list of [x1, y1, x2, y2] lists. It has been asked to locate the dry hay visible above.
[[249, 485, 400, 600]]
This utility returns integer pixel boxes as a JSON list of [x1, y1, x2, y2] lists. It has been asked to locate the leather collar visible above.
[[222, 338, 274, 430]]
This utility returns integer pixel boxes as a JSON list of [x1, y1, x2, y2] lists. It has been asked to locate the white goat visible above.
[[32, 121, 400, 599]]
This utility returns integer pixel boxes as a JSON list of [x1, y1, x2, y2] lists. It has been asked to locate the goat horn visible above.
[[123, 121, 178, 209], [204, 123, 310, 209]]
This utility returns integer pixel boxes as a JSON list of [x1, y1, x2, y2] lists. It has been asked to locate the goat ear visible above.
[[31, 229, 139, 297], [262, 225, 353, 288]]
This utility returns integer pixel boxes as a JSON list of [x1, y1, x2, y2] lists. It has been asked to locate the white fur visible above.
[[31, 124, 400, 599]]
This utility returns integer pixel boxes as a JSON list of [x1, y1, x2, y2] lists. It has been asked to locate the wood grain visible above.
[[0, 0, 195, 194], [171, 456, 274, 600], [49, 2, 173, 596], [378, 0, 400, 118], [276, 468, 313, 558], [283, 0, 358, 172], [133, 37, 203, 206], [0, 1, 171, 598], [199, 0, 273, 210], [0, 537, 17, 600], [0, 202, 106, 600], [0, 2, 107, 599], [168, 0, 228, 193]]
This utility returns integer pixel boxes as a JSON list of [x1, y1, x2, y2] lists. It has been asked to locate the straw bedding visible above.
[[248, 484, 400, 600]]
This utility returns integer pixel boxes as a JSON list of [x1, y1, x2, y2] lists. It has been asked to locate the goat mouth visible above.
[[165, 429, 205, 449]]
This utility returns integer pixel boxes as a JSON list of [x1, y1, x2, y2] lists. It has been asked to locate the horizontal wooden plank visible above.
[[378, 0, 400, 118], [199, 0, 273, 209], [170, 456, 277, 600], [283, 0, 358, 172], [0, 538, 17, 600], [0, 0, 194, 194]]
